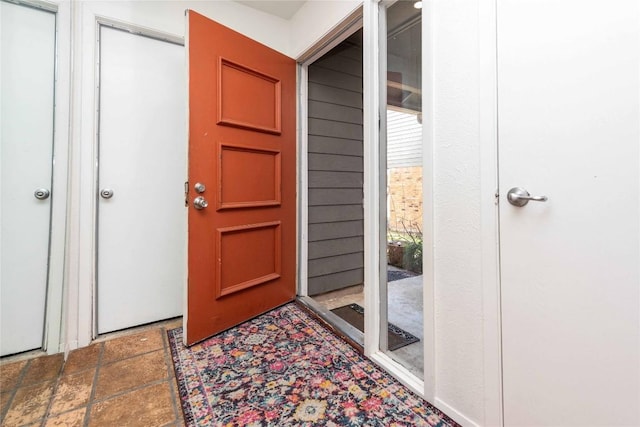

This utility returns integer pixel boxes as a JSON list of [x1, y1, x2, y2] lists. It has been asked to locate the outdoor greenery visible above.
[[387, 221, 423, 274], [402, 233, 423, 274]]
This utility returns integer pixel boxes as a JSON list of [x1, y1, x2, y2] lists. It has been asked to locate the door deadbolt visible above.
[[194, 182, 206, 193]]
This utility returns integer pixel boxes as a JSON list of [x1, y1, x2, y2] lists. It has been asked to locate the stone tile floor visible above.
[[0, 318, 184, 427], [1, 273, 424, 426]]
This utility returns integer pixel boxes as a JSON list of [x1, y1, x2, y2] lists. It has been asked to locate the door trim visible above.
[[366, 0, 428, 399], [92, 18, 185, 338], [297, 0, 436, 400], [296, 8, 368, 353], [46, 0, 70, 356], [296, 8, 363, 300], [477, 0, 503, 425], [2, 0, 57, 13]]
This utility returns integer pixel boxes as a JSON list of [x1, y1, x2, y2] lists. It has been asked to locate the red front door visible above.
[[186, 11, 296, 345]]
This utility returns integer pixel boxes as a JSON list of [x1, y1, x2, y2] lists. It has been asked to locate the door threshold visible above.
[[295, 296, 364, 352]]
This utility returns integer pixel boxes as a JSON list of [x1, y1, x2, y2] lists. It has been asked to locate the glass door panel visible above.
[[381, 0, 423, 379]]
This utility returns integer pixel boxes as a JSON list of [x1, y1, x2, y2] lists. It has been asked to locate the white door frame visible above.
[[296, 0, 437, 401], [296, 9, 362, 301], [91, 17, 184, 338], [299, 2, 504, 424], [2, 0, 71, 355], [477, 0, 503, 425], [363, 0, 428, 399]]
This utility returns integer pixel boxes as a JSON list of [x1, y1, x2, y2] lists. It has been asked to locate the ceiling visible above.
[[234, 1, 306, 20]]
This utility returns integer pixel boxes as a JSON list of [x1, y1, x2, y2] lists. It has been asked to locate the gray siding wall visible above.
[[307, 32, 364, 296]]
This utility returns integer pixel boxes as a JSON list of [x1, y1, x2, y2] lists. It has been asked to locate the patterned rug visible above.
[[168, 303, 457, 427]]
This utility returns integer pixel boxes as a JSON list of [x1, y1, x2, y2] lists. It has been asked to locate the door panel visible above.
[[498, 1, 639, 424], [0, 2, 55, 356], [186, 11, 296, 345], [97, 27, 186, 334]]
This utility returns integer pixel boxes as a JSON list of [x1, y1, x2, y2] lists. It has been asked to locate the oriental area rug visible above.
[[168, 303, 457, 427]]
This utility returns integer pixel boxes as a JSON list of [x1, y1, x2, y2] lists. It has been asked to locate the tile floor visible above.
[[0, 318, 184, 427], [1, 275, 423, 426]]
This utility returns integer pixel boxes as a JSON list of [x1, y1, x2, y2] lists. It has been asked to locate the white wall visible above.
[[428, 0, 500, 425], [289, 0, 362, 59]]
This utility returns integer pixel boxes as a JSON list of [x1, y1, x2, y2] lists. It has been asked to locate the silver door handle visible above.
[[34, 188, 50, 200], [507, 187, 548, 207], [193, 196, 208, 210], [100, 189, 114, 199]]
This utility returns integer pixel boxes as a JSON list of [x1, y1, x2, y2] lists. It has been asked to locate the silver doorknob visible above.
[[507, 187, 548, 207], [34, 188, 50, 200], [193, 196, 208, 210], [100, 189, 114, 199]]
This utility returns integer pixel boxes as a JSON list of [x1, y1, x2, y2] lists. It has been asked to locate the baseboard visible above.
[[434, 398, 481, 427], [368, 351, 424, 397]]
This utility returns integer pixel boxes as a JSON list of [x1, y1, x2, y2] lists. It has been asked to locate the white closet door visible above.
[[0, 2, 55, 356], [498, 0, 639, 425], [97, 27, 186, 334]]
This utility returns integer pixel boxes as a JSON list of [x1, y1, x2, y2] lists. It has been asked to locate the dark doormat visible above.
[[330, 303, 420, 351], [387, 269, 418, 282]]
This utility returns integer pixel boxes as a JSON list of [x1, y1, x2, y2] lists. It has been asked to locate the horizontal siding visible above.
[[309, 189, 363, 206], [311, 54, 362, 77], [309, 118, 363, 140], [387, 109, 422, 168], [308, 205, 363, 224], [308, 269, 364, 295], [309, 236, 364, 259], [309, 171, 362, 189], [308, 136, 362, 156], [308, 252, 364, 278], [308, 220, 364, 242], [308, 153, 362, 172], [308, 83, 362, 109], [308, 101, 362, 125], [309, 66, 362, 92], [307, 30, 364, 297]]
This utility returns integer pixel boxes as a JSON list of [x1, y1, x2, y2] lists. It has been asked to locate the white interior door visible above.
[[97, 26, 186, 334], [0, 2, 55, 356], [498, 1, 639, 425]]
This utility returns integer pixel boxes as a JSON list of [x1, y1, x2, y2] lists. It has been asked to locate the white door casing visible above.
[[498, 0, 639, 425], [97, 25, 186, 334], [0, 2, 56, 356]]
